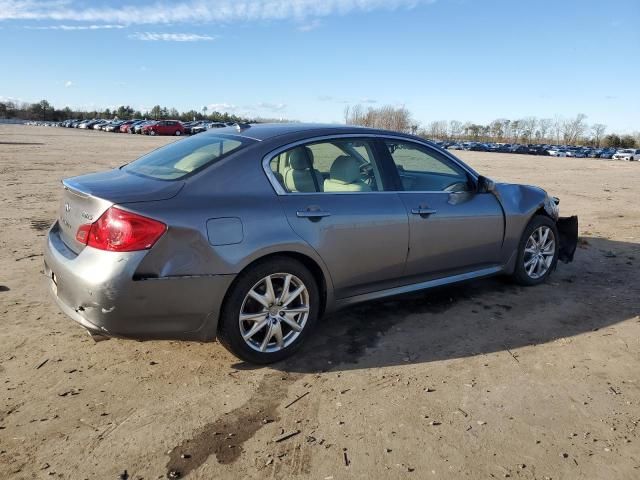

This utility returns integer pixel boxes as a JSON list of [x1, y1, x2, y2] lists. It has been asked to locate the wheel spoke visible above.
[[242, 318, 269, 340], [527, 257, 538, 276], [264, 275, 276, 304], [278, 274, 292, 303], [248, 289, 270, 308], [240, 311, 268, 322], [524, 256, 536, 268], [280, 313, 303, 332], [536, 256, 544, 276], [282, 306, 309, 315], [282, 285, 306, 308], [524, 247, 537, 254], [272, 321, 284, 348], [540, 227, 549, 247], [542, 240, 555, 253], [260, 323, 274, 352]]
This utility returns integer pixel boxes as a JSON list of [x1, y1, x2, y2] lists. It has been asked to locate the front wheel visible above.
[[218, 257, 319, 364], [511, 215, 559, 286], [175, 130, 182, 136]]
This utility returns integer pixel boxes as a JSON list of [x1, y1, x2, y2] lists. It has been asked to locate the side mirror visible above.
[[477, 175, 495, 193]]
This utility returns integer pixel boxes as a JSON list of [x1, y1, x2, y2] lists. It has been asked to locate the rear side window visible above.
[[124, 135, 251, 180], [269, 138, 384, 193]]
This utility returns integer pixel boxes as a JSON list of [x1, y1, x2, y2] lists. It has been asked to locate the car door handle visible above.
[[411, 208, 437, 216], [296, 210, 331, 218]]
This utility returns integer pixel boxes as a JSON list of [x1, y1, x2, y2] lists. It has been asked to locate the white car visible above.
[[612, 149, 640, 161], [547, 148, 568, 157]]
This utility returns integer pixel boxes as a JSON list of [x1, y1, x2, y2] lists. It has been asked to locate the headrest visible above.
[[329, 155, 361, 184], [288, 147, 314, 170]]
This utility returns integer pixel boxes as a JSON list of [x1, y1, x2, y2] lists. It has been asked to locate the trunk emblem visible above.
[[81, 212, 93, 221], [64, 203, 71, 212]]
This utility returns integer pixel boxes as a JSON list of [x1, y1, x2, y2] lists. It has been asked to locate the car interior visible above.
[[270, 139, 471, 193], [271, 140, 383, 193]]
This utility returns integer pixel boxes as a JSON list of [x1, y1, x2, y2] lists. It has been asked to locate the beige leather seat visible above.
[[324, 155, 371, 192], [283, 147, 324, 192]]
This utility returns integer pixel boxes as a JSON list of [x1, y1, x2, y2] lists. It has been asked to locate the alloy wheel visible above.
[[239, 273, 310, 353], [523, 226, 556, 279]]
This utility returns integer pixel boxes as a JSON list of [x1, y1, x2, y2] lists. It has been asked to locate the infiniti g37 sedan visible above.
[[44, 123, 578, 363]]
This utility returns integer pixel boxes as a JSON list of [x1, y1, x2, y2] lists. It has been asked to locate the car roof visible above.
[[203, 122, 420, 142]]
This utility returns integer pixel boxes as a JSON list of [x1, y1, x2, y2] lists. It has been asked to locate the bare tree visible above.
[[449, 120, 463, 141], [591, 123, 606, 147], [521, 117, 538, 144], [537, 118, 552, 142], [552, 115, 564, 144], [562, 113, 588, 145], [344, 104, 414, 133]]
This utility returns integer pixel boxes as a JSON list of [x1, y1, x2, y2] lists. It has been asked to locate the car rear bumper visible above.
[[44, 222, 234, 341]]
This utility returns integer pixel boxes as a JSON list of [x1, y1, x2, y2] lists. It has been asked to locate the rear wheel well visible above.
[[221, 252, 328, 324]]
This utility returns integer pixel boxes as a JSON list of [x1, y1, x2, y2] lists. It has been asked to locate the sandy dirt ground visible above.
[[1, 125, 639, 479]]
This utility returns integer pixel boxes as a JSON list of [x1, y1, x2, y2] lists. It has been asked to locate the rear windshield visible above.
[[124, 134, 252, 180]]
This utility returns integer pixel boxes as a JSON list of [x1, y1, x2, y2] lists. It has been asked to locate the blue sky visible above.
[[1, 0, 638, 132]]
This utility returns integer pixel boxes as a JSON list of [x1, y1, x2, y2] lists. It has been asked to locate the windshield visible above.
[[618, 149, 633, 153], [123, 134, 253, 180]]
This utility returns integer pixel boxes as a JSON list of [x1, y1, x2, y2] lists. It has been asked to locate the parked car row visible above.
[[437, 141, 636, 160], [25, 119, 239, 136]]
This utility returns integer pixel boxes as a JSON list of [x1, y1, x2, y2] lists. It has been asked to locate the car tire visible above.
[[149, 130, 156, 136], [175, 130, 181, 136], [511, 215, 559, 286], [218, 257, 320, 364]]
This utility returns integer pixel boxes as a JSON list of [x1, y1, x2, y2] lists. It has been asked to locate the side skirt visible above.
[[334, 265, 504, 310]]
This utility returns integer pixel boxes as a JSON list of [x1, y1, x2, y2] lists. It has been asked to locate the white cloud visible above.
[[129, 32, 216, 42], [64, 80, 73, 87], [257, 102, 287, 112], [0, 0, 433, 25], [297, 18, 322, 32], [360, 98, 378, 104], [205, 102, 288, 116], [207, 103, 239, 112], [26, 24, 125, 30]]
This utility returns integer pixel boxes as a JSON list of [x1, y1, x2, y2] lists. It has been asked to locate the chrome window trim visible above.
[[261, 133, 479, 196]]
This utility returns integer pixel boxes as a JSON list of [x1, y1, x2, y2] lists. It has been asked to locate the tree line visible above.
[[0, 99, 252, 125], [2, 98, 637, 148], [344, 104, 638, 148]]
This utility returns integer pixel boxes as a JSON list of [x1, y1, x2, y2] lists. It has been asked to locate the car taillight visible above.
[[76, 206, 166, 252]]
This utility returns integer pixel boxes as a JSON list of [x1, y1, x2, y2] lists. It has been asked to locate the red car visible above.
[[119, 120, 137, 133], [142, 120, 185, 136]]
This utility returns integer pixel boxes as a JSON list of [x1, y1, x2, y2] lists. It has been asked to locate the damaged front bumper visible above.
[[557, 216, 578, 263]]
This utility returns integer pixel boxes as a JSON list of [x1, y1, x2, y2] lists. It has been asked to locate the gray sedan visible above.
[[44, 123, 578, 363]]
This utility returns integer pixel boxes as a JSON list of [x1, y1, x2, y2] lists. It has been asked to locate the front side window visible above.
[[384, 140, 471, 192], [269, 138, 384, 193], [124, 134, 251, 180]]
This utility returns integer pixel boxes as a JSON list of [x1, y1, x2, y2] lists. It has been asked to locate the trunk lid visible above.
[[59, 169, 184, 253]]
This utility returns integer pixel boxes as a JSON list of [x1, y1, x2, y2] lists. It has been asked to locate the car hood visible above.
[[64, 168, 184, 204]]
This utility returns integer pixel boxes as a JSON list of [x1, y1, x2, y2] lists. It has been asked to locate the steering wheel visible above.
[[360, 163, 377, 189]]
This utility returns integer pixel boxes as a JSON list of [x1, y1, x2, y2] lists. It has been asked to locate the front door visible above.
[[269, 137, 409, 299], [381, 139, 504, 279]]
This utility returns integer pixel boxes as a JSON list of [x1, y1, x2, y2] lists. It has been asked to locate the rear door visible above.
[[381, 138, 504, 279], [268, 137, 409, 299]]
